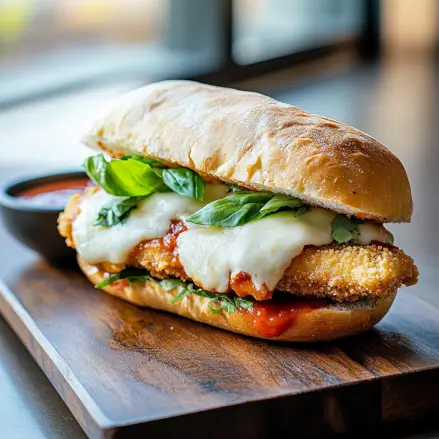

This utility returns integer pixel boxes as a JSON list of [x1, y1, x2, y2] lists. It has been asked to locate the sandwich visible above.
[[58, 80, 418, 342]]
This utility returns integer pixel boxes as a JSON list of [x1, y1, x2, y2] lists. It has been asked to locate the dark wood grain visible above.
[[1, 261, 439, 439]]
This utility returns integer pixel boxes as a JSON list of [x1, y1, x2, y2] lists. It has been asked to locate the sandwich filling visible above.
[[59, 154, 418, 313], [70, 185, 393, 298]]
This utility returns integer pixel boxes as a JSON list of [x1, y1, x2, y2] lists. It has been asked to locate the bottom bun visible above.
[[78, 257, 396, 342]]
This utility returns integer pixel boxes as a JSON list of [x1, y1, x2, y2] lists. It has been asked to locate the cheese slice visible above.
[[73, 188, 391, 292], [72, 184, 228, 264], [177, 208, 390, 292]]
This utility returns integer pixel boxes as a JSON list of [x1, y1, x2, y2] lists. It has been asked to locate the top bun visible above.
[[82, 80, 412, 223]]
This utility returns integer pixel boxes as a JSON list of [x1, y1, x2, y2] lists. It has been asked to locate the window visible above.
[[0, 0, 221, 106], [0, 0, 374, 107], [233, 0, 366, 64]]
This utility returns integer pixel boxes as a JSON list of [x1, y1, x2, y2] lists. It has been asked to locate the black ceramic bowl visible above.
[[0, 171, 88, 265]]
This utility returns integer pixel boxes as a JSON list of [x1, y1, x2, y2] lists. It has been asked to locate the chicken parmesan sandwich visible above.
[[58, 80, 418, 342]]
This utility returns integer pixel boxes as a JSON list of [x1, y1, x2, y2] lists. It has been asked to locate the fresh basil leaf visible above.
[[84, 154, 168, 197], [152, 168, 164, 178], [331, 214, 364, 244], [331, 227, 354, 244], [190, 288, 216, 299], [221, 298, 237, 313], [207, 299, 222, 314], [168, 289, 190, 304], [167, 280, 253, 314], [95, 267, 247, 315], [186, 191, 308, 227], [161, 278, 193, 304], [331, 214, 363, 231], [162, 168, 205, 201], [95, 273, 121, 289], [160, 278, 187, 291], [388, 230, 395, 245], [186, 192, 270, 226], [121, 155, 166, 168], [109, 158, 168, 196], [95, 268, 153, 288], [95, 197, 139, 227], [235, 297, 254, 310], [125, 275, 154, 284], [84, 154, 122, 195], [259, 195, 305, 215]]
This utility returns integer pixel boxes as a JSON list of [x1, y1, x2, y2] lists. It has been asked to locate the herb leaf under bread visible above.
[[186, 191, 309, 227], [95, 268, 252, 314], [162, 168, 205, 201], [94, 268, 153, 289], [163, 278, 253, 313], [331, 214, 364, 244], [121, 155, 166, 168]]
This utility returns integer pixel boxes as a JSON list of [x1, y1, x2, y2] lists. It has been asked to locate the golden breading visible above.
[[278, 244, 418, 302], [59, 193, 418, 302]]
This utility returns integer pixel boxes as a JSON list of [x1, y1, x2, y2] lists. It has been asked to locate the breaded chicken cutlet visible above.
[[59, 188, 418, 302]]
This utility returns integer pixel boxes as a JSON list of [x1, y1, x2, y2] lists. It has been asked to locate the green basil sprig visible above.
[[95, 197, 139, 227], [121, 155, 166, 168], [162, 168, 204, 201], [388, 231, 395, 245], [331, 214, 364, 244], [186, 191, 308, 227], [163, 279, 253, 313], [95, 268, 153, 289], [95, 268, 252, 314], [84, 154, 205, 201], [84, 154, 168, 197]]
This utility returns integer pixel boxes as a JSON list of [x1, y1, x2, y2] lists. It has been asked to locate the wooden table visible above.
[[0, 56, 438, 438]]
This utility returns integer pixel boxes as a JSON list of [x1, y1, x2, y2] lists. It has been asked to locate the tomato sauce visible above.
[[109, 279, 130, 291], [17, 178, 91, 207], [246, 296, 327, 338], [163, 220, 188, 252], [230, 271, 272, 300]]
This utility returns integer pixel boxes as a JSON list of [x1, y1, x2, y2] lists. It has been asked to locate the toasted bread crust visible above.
[[82, 80, 412, 222]]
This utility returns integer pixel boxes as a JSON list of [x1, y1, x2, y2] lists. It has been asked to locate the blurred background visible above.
[[1, 0, 438, 167], [0, 0, 437, 168], [0, 0, 439, 291]]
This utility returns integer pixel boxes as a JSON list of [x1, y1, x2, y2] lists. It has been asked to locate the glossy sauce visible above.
[[131, 220, 189, 279], [246, 296, 327, 338], [109, 279, 130, 292], [230, 271, 272, 300], [18, 178, 91, 207], [163, 220, 188, 253]]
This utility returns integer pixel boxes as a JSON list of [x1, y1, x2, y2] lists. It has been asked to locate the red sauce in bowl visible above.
[[17, 178, 91, 207], [245, 296, 327, 338]]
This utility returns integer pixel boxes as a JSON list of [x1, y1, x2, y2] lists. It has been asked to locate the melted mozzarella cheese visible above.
[[72, 184, 228, 264], [177, 208, 391, 292], [73, 185, 391, 293], [356, 222, 391, 245]]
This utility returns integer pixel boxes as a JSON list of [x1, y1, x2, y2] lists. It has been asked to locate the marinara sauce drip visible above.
[[230, 271, 273, 301], [130, 220, 189, 280], [162, 220, 188, 253], [246, 296, 327, 338]]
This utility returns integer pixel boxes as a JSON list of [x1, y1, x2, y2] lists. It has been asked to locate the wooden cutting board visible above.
[[1, 261, 439, 439]]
